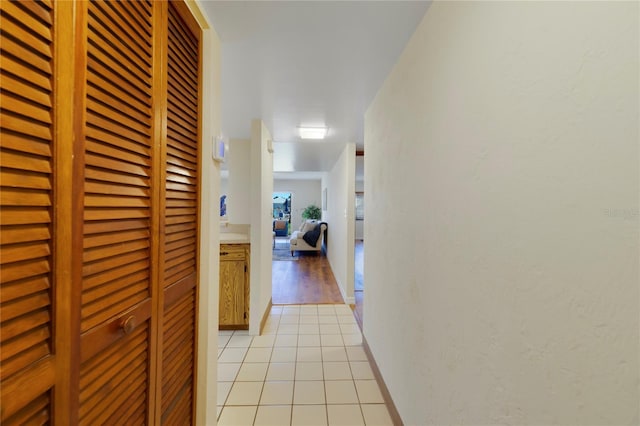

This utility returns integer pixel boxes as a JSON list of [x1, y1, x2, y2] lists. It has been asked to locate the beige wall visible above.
[[227, 138, 251, 224], [364, 2, 639, 425], [322, 143, 356, 303], [249, 120, 274, 334], [190, 1, 221, 424]]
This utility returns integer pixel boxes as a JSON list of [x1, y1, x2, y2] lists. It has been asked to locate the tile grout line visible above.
[[219, 304, 388, 425]]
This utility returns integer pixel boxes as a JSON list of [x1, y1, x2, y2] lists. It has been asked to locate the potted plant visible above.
[[301, 204, 321, 220]]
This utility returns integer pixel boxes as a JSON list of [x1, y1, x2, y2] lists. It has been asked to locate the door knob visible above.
[[120, 315, 136, 335]]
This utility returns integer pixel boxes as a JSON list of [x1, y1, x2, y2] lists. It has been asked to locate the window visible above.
[[273, 192, 292, 220]]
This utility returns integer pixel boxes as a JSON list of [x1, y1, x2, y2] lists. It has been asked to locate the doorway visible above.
[[272, 192, 292, 257], [273, 192, 292, 222], [354, 191, 364, 327]]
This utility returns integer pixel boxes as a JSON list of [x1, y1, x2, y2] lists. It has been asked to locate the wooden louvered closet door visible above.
[[1, 0, 203, 423], [159, 3, 201, 424], [79, 0, 156, 423], [0, 0, 57, 423]]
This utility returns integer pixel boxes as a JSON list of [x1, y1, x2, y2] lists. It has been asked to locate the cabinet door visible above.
[[219, 258, 247, 327]]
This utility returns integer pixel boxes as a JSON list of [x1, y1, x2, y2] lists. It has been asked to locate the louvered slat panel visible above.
[[166, 152, 197, 173], [161, 290, 195, 423], [159, 4, 200, 423], [0, 132, 51, 157], [87, 14, 151, 83], [0, 0, 54, 421], [84, 238, 150, 262], [0, 53, 51, 91], [84, 218, 149, 234], [167, 64, 196, 98], [166, 141, 197, 164], [84, 208, 150, 222], [167, 18, 197, 69], [165, 236, 196, 254], [85, 138, 152, 167], [79, 322, 149, 425], [168, 91, 197, 118], [168, 144, 197, 165], [87, 1, 151, 71], [166, 30, 197, 78], [167, 47, 197, 94], [166, 208, 197, 221], [0, 326, 50, 380], [1, 308, 49, 343], [127, 0, 152, 31], [2, 391, 50, 426], [82, 255, 149, 291], [82, 0, 153, 335], [100, 0, 152, 53], [85, 152, 149, 178], [106, 380, 147, 424], [167, 112, 197, 142]]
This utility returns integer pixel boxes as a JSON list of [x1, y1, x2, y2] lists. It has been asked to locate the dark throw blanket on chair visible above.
[[302, 222, 326, 246]]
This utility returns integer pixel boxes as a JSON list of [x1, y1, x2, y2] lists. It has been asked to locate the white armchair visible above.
[[289, 220, 326, 255]]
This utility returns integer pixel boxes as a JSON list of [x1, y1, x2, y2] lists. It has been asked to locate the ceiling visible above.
[[201, 1, 431, 175]]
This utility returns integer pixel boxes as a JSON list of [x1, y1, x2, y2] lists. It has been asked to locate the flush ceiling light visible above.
[[298, 127, 327, 140]]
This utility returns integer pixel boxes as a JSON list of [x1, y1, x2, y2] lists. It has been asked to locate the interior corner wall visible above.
[[364, 2, 639, 425], [193, 5, 220, 425], [273, 179, 322, 232], [227, 138, 251, 224], [249, 119, 273, 334], [322, 143, 356, 304]]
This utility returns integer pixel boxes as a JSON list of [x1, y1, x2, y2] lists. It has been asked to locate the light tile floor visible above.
[[217, 304, 394, 426]]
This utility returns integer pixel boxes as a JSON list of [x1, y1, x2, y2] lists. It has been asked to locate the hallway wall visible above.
[[194, 6, 222, 424], [364, 2, 639, 425], [322, 143, 356, 304], [226, 138, 251, 224], [249, 120, 274, 334]]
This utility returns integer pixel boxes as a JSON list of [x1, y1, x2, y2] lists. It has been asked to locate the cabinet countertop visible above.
[[220, 233, 250, 244]]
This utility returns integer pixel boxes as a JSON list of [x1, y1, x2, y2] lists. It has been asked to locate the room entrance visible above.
[[272, 192, 291, 249], [273, 192, 291, 220]]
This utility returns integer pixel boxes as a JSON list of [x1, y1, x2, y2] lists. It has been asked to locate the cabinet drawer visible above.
[[220, 244, 247, 261]]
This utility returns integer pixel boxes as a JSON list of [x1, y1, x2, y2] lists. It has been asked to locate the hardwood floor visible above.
[[272, 251, 345, 304], [271, 239, 364, 331]]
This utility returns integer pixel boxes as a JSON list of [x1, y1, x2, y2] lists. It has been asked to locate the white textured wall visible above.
[[249, 120, 273, 334], [273, 179, 321, 232], [192, 2, 220, 424], [227, 138, 251, 224], [364, 2, 639, 425], [322, 144, 356, 304]]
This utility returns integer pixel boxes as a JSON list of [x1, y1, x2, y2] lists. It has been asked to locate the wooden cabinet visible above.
[[219, 244, 250, 329]]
